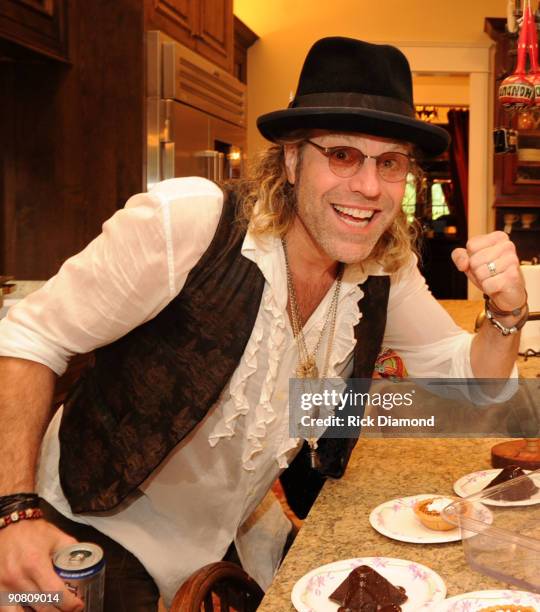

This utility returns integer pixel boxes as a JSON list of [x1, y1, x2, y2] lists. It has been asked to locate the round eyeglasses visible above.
[[304, 139, 413, 183]]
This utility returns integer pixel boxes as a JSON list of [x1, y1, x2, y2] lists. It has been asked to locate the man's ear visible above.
[[283, 144, 299, 185]]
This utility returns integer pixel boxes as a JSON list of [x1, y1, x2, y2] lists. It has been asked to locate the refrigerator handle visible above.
[[162, 142, 175, 181], [216, 152, 224, 182], [212, 153, 219, 182], [160, 100, 175, 181], [194, 150, 218, 181]]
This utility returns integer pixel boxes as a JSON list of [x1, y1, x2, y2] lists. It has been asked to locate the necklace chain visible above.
[[282, 238, 343, 467], [282, 237, 342, 378]]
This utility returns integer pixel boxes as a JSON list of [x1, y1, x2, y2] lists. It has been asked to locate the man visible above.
[[0, 37, 527, 611]]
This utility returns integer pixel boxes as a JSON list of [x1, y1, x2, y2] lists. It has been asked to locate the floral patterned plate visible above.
[[369, 494, 463, 544], [369, 494, 493, 544], [420, 589, 540, 611], [291, 556, 446, 612], [453, 469, 540, 507]]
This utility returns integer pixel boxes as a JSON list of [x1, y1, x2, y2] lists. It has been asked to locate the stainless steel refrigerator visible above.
[[146, 31, 247, 191]]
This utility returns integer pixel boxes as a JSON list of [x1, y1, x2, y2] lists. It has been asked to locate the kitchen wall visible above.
[[234, 0, 507, 154], [414, 75, 469, 107]]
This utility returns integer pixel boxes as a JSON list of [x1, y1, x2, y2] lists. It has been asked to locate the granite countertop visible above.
[[259, 300, 538, 611], [5, 280, 47, 299], [258, 438, 533, 611]]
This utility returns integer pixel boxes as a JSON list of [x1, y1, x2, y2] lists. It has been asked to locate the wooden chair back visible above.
[[170, 561, 264, 612]]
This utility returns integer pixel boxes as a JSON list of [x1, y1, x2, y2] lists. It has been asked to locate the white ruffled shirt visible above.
[[1, 177, 480, 607]]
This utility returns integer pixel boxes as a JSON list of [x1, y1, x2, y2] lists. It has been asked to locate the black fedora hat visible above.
[[257, 37, 450, 157]]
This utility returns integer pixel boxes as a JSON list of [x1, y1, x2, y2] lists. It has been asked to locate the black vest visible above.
[[59, 186, 390, 513]]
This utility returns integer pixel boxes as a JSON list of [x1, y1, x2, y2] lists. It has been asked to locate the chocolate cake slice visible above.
[[483, 465, 538, 501], [329, 565, 407, 611]]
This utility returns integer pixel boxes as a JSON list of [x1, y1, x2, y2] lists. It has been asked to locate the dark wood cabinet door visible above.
[[0, 0, 146, 279], [145, 0, 197, 50], [145, 0, 233, 72], [154, 0, 192, 28], [497, 129, 540, 202], [234, 16, 258, 84], [0, 0, 68, 61], [194, 0, 233, 72]]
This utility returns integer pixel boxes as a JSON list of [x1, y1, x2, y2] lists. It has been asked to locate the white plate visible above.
[[369, 494, 493, 544], [369, 494, 463, 544], [453, 469, 540, 507], [421, 589, 540, 611], [291, 556, 446, 612]]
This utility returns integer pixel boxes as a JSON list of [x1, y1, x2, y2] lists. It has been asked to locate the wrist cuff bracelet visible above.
[[483, 291, 528, 317], [485, 302, 529, 336], [0, 493, 40, 516]]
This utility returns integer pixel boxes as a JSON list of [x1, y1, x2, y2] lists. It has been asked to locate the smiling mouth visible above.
[[331, 204, 377, 228]]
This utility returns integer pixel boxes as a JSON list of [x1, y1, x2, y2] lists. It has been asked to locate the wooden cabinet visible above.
[[495, 206, 540, 261], [486, 17, 540, 260], [0, 0, 146, 279], [145, 0, 233, 72], [0, 0, 253, 279], [0, 0, 68, 61], [233, 15, 258, 84]]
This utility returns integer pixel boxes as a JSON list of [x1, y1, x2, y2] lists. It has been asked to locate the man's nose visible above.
[[347, 158, 381, 198]]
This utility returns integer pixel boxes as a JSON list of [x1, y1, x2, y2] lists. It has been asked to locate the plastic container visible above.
[[443, 468, 540, 593]]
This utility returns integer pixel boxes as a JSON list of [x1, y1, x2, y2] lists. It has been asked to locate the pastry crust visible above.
[[413, 497, 456, 531]]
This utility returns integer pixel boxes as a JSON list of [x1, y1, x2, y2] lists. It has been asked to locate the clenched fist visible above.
[[451, 231, 526, 312]]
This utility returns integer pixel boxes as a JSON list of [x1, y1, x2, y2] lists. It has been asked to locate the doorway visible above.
[[396, 42, 492, 299]]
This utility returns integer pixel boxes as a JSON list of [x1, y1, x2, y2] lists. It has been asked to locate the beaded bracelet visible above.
[[0, 507, 43, 530]]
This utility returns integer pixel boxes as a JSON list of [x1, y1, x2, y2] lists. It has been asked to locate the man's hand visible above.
[[451, 231, 526, 312], [0, 520, 84, 611]]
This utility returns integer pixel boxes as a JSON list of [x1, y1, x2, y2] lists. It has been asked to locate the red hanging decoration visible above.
[[499, 0, 534, 110], [525, 0, 540, 105]]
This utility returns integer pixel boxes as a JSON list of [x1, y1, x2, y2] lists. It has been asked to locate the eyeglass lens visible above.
[[307, 141, 410, 182]]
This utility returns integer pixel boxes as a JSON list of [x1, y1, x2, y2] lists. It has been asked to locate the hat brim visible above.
[[257, 107, 450, 157]]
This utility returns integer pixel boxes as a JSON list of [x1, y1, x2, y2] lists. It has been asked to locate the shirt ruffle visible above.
[[242, 287, 286, 469], [206, 296, 265, 448], [207, 281, 288, 469], [330, 280, 366, 375]]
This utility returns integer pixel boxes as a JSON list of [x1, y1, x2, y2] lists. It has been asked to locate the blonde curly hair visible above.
[[235, 140, 422, 273]]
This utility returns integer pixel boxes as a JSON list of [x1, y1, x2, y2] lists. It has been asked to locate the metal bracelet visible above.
[[484, 303, 529, 336]]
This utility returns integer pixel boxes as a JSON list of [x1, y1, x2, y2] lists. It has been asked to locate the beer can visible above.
[[53, 542, 105, 612]]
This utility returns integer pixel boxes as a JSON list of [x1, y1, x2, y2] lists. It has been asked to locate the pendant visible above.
[[296, 357, 319, 379], [308, 439, 321, 469]]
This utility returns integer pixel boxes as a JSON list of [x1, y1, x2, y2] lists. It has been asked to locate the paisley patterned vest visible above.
[[58, 185, 390, 513]]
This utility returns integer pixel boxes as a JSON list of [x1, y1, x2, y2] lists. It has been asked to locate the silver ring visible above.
[[487, 261, 497, 276]]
